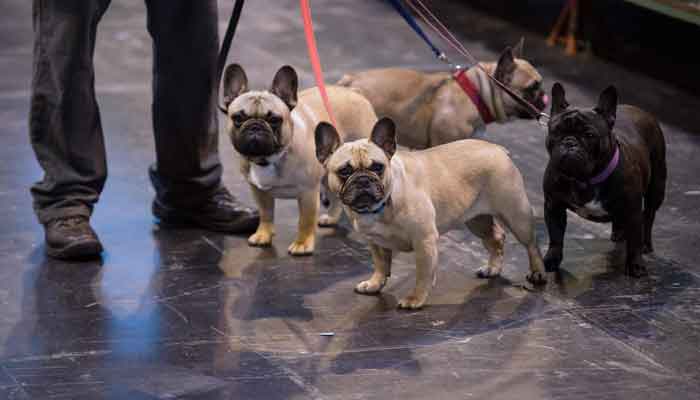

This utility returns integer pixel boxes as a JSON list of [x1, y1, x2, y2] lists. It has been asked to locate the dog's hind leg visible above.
[[643, 175, 665, 254], [643, 127, 667, 254], [466, 215, 505, 278], [497, 194, 547, 285]]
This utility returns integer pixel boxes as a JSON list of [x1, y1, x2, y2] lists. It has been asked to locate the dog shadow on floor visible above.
[[322, 274, 547, 376]]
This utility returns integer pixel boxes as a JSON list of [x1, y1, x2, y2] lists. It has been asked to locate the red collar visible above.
[[453, 68, 495, 124]]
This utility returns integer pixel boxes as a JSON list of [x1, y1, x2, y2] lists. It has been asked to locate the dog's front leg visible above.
[[288, 187, 319, 256], [543, 197, 567, 272], [398, 235, 438, 310], [355, 244, 392, 295], [623, 198, 647, 277], [318, 189, 343, 227], [248, 185, 275, 247]]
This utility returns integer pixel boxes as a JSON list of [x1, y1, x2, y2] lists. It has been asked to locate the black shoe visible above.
[[44, 216, 103, 260], [153, 187, 259, 234]]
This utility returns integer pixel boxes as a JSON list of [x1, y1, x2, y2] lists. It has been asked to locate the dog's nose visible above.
[[355, 175, 372, 188]]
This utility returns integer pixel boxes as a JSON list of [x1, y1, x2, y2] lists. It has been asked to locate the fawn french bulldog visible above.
[[222, 64, 377, 254], [315, 117, 547, 309]]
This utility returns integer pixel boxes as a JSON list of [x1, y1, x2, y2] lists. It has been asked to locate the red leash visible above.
[[300, 0, 338, 128], [453, 69, 495, 124]]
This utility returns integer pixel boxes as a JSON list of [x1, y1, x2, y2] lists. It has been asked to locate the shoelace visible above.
[[53, 216, 87, 229]]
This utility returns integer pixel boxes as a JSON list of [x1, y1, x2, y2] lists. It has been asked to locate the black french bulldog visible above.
[[543, 83, 667, 277]]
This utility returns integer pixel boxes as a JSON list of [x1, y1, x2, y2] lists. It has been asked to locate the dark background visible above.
[[444, 0, 700, 94]]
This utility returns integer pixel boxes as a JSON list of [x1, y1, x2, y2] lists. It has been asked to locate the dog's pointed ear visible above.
[[595, 85, 618, 128], [494, 46, 517, 82], [513, 37, 525, 58], [550, 82, 569, 116], [370, 117, 397, 159], [223, 64, 248, 108], [270, 65, 298, 111], [315, 122, 340, 165]]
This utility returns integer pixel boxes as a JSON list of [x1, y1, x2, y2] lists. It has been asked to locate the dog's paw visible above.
[[543, 249, 562, 272], [397, 294, 427, 310], [318, 214, 339, 227], [288, 238, 314, 256], [610, 230, 625, 242], [354, 278, 385, 295], [248, 230, 273, 247], [476, 265, 501, 279], [625, 262, 648, 278], [526, 271, 547, 285]]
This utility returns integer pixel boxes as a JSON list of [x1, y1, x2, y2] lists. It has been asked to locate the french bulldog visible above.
[[315, 117, 547, 309], [222, 64, 377, 255], [543, 83, 667, 277], [337, 40, 547, 149]]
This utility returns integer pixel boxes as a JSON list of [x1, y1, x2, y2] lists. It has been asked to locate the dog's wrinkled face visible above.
[[315, 118, 397, 214], [546, 82, 618, 180], [493, 39, 547, 118], [222, 64, 299, 162]]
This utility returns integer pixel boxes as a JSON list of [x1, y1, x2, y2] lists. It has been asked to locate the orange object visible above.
[[548, 0, 579, 56]]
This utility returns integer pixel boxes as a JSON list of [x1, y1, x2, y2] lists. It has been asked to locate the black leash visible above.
[[217, 0, 246, 114]]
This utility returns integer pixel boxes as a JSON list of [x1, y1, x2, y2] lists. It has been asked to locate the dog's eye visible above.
[[232, 113, 246, 128], [368, 162, 385, 175], [268, 115, 282, 129], [337, 165, 353, 179]]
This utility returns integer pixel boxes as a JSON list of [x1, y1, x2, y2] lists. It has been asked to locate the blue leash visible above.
[[386, 0, 550, 124], [387, 0, 445, 60]]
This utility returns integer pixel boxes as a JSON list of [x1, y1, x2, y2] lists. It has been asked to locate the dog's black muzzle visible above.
[[340, 172, 386, 214], [551, 136, 592, 179], [518, 89, 547, 119], [233, 120, 280, 158]]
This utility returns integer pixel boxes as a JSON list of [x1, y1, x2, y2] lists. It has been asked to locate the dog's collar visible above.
[[353, 196, 390, 215], [589, 146, 620, 185], [454, 68, 495, 124]]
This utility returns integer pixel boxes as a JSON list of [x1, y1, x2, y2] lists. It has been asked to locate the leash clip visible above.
[[537, 112, 551, 129], [437, 52, 462, 71]]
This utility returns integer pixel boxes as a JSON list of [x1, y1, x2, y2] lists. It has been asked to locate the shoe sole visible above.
[[154, 215, 259, 234], [46, 241, 103, 261]]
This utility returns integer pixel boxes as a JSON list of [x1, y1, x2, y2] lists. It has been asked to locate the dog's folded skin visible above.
[[543, 83, 667, 277], [316, 118, 547, 310], [338, 40, 547, 149], [222, 64, 377, 255]]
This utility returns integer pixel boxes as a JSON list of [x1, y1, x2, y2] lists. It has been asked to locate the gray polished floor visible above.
[[1, 1, 699, 399]]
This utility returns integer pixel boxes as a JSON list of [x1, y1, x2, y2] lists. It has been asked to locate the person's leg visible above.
[[29, 0, 111, 258], [145, 0, 258, 233]]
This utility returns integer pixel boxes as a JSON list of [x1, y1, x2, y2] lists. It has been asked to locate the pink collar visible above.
[[590, 146, 620, 185]]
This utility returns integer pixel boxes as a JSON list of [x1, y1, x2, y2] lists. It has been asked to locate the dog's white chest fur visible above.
[[248, 163, 277, 191], [573, 199, 609, 219], [246, 152, 301, 198]]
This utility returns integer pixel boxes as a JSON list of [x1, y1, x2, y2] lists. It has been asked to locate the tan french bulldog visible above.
[[222, 64, 377, 255], [337, 40, 547, 149], [315, 117, 547, 309]]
